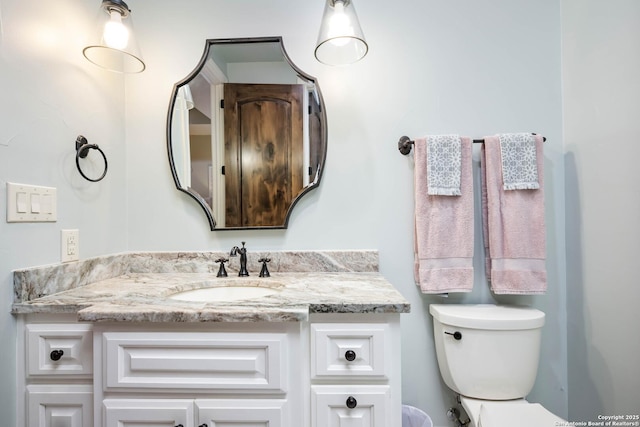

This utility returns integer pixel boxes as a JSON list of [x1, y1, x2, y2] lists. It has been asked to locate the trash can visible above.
[[402, 404, 433, 427]]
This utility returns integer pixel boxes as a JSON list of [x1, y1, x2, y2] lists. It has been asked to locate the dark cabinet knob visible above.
[[175, 424, 183, 427], [345, 350, 356, 361], [346, 396, 357, 409], [199, 424, 208, 427], [50, 350, 64, 361]]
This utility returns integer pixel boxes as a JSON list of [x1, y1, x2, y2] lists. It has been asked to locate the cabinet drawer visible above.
[[27, 385, 93, 427], [311, 323, 388, 379], [103, 331, 288, 393], [311, 385, 390, 427], [26, 324, 93, 377]]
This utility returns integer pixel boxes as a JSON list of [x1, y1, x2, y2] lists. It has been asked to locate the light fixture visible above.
[[315, 0, 368, 66], [83, 0, 145, 73]]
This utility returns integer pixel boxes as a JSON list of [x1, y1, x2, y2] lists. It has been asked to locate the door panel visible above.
[[224, 83, 303, 227]]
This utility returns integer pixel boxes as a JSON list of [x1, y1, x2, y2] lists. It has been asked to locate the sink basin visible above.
[[169, 282, 282, 302]]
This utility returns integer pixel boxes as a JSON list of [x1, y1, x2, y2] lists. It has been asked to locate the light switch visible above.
[[16, 192, 28, 213], [6, 182, 57, 222], [30, 193, 41, 213], [41, 194, 53, 214]]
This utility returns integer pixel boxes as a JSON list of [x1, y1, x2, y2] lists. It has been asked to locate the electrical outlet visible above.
[[61, 229, 79, 263]]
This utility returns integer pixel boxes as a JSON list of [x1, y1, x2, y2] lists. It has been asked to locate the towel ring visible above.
[[75, 135, 108, 182]]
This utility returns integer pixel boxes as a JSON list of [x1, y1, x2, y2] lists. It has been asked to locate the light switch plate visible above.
[[61, 229, 79, 263], [6, 182, 57, 222]]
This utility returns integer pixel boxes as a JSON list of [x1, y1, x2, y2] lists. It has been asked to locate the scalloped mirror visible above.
[[167, 37, 327, 230]]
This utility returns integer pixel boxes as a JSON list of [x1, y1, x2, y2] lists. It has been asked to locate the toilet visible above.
[[429, 304, 565, 427]]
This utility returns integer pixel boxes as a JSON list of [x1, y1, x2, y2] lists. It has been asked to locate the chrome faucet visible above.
[[230, 241, 249, 276]]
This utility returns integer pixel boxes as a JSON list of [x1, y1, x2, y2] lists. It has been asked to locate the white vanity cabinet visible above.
[[17, 313, 401, 427], [309, 315, 402, 427], [93, 322, 301, 427]]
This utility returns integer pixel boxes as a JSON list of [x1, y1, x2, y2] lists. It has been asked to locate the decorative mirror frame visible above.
[[166, 37, 327, 231]]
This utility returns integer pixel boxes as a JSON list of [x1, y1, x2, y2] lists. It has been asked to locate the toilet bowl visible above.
[[429, 304, 565, 427]]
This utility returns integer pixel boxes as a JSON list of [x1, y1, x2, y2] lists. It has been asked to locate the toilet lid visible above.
[[479, 402, 565, 427]]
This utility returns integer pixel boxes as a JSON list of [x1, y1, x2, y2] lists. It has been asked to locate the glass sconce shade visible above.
[[315, 0, 368, 66], [83, 0, 145, 73]]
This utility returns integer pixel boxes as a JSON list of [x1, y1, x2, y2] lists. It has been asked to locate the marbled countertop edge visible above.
[[12, 272, 411, 322], [13, 250, 380, 303]]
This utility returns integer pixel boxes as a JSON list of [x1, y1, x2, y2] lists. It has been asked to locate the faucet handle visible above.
[[258, 257, 271, 278], [215, 257, 229, 277]]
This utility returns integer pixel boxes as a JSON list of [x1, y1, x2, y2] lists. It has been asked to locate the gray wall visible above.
[[562, 0, 640, 420], [5, 0, 635, 425], [0, 1, 128, 426]]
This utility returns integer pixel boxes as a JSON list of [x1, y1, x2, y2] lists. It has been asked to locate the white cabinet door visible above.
[[103, 399, 193, 427], [311, 386, 390, 427], [197, 399, 288, 427], [27, 385, 93, 427]]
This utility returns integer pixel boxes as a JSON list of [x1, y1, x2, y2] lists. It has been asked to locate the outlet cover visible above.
[[61, 229, 79, 263]]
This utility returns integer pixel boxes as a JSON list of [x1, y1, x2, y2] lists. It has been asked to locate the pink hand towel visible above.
[[480, 134, 547, 294], [414, 136, 474, 293]]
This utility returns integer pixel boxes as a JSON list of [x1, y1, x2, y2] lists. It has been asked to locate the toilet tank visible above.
[[429, 304, 545, 400]]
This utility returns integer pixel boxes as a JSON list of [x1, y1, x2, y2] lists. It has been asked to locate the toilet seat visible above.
[[460, 396, 565, 427]]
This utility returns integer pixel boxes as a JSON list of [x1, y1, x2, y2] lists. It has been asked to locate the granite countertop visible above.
[[12, 251, 410, 323]]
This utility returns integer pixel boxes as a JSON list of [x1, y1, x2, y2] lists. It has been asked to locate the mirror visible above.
[[167, 37, 327, 230]]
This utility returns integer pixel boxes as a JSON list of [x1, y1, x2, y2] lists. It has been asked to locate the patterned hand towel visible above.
[[480, 134, 547, 294], [498, 133, 540, 190], [414, 136, 474, 293], [427, 134, 462, 195]]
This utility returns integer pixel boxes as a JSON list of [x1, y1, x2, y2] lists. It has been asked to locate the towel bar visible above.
[[397, 134, 546, 155]]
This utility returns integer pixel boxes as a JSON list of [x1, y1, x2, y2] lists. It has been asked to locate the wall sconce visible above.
[[83, 0, 145, 73], [315, 0, 368, 66]]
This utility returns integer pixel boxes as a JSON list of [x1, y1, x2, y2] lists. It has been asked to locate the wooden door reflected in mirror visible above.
[[167, 37, 327, 230], [224, 83, 304, 227]]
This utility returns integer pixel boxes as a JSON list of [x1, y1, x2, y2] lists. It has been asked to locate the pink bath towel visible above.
[[480, 134, 547, 294], [414, 136, 474, 293]]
